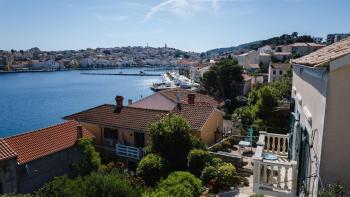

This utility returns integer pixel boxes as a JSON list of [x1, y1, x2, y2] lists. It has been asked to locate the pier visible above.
[[80, 72, 161, 76]]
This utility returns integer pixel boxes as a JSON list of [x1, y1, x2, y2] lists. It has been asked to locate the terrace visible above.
[[252, 131, 298, 197]]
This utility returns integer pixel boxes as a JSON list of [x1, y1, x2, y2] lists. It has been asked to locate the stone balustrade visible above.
[[253, 131, 297, 197]]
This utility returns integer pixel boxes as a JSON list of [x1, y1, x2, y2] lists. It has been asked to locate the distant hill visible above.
[[206, 32, 314, 57], [206, 40, 263, 56]]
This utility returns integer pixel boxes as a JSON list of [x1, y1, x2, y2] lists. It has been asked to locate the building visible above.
[[290, 36, 350, 196], [281, 43, 325, 57], [64, 89, 224, 168], [268, 62, 290, 82], [326, 33, 350, 45], [236, 50, 260, 69], [0, 121, 93, 194], [312, 37, 323, 44], [242, 72, 252, 95], [252, 36, 350, 197]]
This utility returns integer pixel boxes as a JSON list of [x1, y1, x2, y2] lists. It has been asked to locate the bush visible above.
[[200, 166, 218, 185], [221, 140, 231, 150], [187, 149, 212, 177], [216, 163, 238, 189], [71, 138, 101, 176], [36, 171, 143, 197], [318, 183, 347, 197], [137, 154, 168, 186], [152, 171, 203, 197], [148, 115, 203, 170], [250, 194, 265, 197], [209, 157, 224, 167]]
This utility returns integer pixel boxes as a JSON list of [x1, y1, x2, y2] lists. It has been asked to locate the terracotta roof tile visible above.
[[0, 139, 17, 161], [64, 105, 169, 131], [292, 37, 350, 67], [158, 88, 219, 107], [4, 121, 93, 164]]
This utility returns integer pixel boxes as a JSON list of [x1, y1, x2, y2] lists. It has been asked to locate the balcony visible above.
[[116, 144, 144, 160], [253, 131, 298, 197]]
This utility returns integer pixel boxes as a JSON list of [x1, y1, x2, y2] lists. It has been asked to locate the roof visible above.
[[158, 88, 219, 107], [292, 37, 350, 67], [64, 103, 218, 132], [247, 63, 260, 69], [270, 63, 290, 69], [0, 139, 17, 161], [4, 121, 93, 164], [273, 52, 292, 56], [64, 105, 170, 131], [130, 93, 176, 110], [173, 104, 217, 130], [242, 73, 252, 81]]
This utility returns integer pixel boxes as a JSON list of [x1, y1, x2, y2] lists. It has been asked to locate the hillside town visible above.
[[1, 32, 350, 197]]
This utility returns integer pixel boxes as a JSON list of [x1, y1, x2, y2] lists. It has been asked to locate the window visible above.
[[280, 70, 283, 75], [104, 128, 118, 140], [273, 70, 276, 75]]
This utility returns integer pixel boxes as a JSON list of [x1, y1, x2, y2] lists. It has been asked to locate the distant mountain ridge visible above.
[[206, 40, 263, 55]]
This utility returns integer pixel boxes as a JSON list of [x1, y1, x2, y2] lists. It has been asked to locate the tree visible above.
[[71, 138, 101, 176], [187, 149, 212, 177], [148, 115, 204, 170], [151, 171, 203, 197], [137, 154, 169, 186]]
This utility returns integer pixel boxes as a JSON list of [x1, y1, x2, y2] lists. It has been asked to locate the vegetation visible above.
[[71, 138, 101, 176], [151, 171, 203, 197], [137, 154, 169, 186], [187, 149, 212, 177], [233, 68, 292, 134], [250, 194, 265, 197], [262, 32, 314, 46], [36, 170, 144, 197], [201, 57, 243, 112], [318, 183, 348, 197], [148, 115, 205, 171]]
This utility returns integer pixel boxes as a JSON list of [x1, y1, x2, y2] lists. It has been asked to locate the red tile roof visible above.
[[64, 105, 170, 132], [158, 88, 219, 107], [4, 121, 93, 164], [64, 103, 219, 131], [0, 139, 17, 161]]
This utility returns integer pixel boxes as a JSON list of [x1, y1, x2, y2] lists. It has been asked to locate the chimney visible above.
[[77, 124, 83, 139], [114, 96, 124, 113], [188, 94, 195, 104], [176, 92, 181, 111], [128, 99, 132, 105]]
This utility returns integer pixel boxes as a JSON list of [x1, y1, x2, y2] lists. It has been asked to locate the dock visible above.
[[80, 72, 161, 76]]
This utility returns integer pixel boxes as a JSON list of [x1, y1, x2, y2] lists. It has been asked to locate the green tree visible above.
[[137, 154, 169, 186], [187, 149, 212, 177], [71, 138, 101, 176], [148, 115, 203, 170], [151, 171, 203, 197]]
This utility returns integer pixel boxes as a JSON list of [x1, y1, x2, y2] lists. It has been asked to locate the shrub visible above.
[[318, 183, 347, 197], [221, 140, 231, 150], [250, 194, 265, 197], [148, 115, 202, 170], [216, 163, 237, 189], [71, 138, 101, 176], [137, 154, 168, 186], [152, 171, 203, 197], [200, 166, 218, 185], [209, 157, 224, 167], [36, 171, 143, 197], [187, 149, 212, 177]]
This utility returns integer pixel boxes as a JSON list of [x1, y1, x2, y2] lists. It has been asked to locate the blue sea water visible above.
[[0, 68, 162, 137]]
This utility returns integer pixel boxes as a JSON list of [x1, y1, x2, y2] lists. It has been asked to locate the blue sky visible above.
[[0, 0, 349, 52]]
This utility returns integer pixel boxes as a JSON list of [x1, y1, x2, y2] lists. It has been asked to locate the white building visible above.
[[268, 63, 290, 82]]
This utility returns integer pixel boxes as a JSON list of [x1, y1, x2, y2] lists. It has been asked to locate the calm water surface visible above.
[[0, 68, 161, 137]]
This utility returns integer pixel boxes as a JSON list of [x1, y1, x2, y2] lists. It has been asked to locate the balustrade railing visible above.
[[116, 144, 144, 160], [253, 131, 297, 197]]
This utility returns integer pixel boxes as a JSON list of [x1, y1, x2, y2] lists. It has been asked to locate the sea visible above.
[[0, 68, 162, 137]]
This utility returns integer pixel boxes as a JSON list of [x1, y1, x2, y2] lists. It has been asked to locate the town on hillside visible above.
[[1, 33, 350, 197]]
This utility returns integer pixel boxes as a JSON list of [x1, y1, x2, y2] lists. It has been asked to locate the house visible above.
[[64, 89, 224, 168], [252, 36, 350, 197], [236, 50, 260, 69], [281, 43, 324, 57], [242, 72, 252, 95], [326, 33, 350, 45], [268, 62, 290, 82], [0, 121, 93, 194], [258, 45, 273, 54]]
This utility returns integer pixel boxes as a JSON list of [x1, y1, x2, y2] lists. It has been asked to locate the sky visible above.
[[0, 0, 349, 52]]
